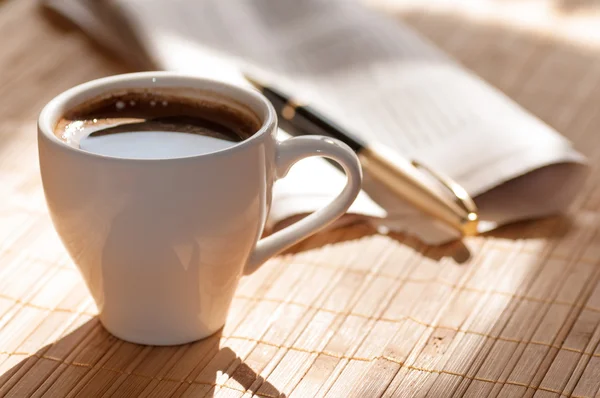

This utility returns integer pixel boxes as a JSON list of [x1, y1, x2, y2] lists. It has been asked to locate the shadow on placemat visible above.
[[282, 220, 479, 264], [0, 319, 285, 397], [283, 217, 571, 266], [278, 211, 574, 266]]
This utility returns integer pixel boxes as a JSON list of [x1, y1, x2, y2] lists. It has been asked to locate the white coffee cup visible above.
[[37, 72, 362, 345]]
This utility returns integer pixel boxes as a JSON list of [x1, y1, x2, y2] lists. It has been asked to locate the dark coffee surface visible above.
[[54, 90, 261, 143]]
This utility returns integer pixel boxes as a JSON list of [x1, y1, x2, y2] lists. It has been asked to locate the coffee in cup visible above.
[[54, 89, 262, 159]]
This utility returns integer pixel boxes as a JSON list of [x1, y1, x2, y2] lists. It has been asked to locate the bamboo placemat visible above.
[[2, 1, 600, 397]]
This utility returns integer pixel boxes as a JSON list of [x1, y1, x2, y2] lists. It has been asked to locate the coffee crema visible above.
[[54, 90, 262, 159]]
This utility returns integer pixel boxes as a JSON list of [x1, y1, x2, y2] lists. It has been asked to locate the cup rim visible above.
[[37, 71, 277, 162]]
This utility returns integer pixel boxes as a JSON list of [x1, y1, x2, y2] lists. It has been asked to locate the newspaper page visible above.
[[42, 0, 588, 243]]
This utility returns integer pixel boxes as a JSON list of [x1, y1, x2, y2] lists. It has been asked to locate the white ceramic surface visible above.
[[37, 72, 362, 345]]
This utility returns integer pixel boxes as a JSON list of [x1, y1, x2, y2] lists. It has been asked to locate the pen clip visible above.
[[411, 160, 479, 234]]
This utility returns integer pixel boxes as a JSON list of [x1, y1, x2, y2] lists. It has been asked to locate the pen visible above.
[[244, 74, 479, 236]]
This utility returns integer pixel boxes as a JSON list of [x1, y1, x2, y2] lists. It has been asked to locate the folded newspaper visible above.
[[42, 0, 589, 244]]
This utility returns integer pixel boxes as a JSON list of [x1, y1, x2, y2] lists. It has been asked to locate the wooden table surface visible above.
[[1, 1, 600, 397]]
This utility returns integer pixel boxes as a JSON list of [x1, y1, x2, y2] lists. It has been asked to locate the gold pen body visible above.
[[245, 75, 479, 236], [358, 146, 478, 236]]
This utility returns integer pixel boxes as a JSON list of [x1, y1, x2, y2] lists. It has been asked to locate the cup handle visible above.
[[244, 135, 363, 275]]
